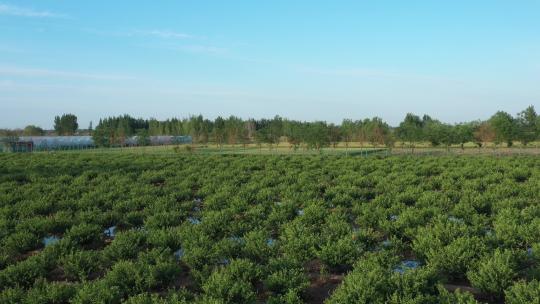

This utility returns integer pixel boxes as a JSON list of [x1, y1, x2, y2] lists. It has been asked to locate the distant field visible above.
[[44, 141, 540, 156]]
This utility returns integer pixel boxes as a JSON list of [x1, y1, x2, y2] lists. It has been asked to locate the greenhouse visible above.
[[19, 136, 95, 151], [0, 141, 34, 153], [1, 135, 193, 152]]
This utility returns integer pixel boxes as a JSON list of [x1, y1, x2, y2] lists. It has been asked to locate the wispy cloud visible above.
[[299, 67, 407, 78], [84, 28, 227, 56], [298, 66, 460, 83], [0, 3, 66, 18], [177, 45, 227, 54], [139, 30, 192, 39], [84, 28, 195, 40], [0, 66, 134, 81]]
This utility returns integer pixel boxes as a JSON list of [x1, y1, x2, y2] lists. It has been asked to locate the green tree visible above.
[[340, 119, 356, 150], [396, 113, 424, 152], [328, 123, 341, 148], [423, 120, 444, 147], [254, 117, 282, 150], [516, 105, 538, 146], [365, 117, 393, 148], [22, 125, 45, 136], [489, 111, 517, 147], [283, 120, 303, 151], [213, 116, 226, 148], [454, 122, 475, 150], [54, 114, 78, 135], [303, 121, 330, 151], [224, 116, 245, 146]]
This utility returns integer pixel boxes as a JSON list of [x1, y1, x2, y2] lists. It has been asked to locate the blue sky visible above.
[[1, 1, 539, 129]]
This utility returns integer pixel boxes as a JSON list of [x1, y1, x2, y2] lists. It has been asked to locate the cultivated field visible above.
[[40, 141, 540, 156], [0, 153, 539, 303]]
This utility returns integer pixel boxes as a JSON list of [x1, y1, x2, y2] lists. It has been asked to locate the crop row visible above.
[[0, 154, 539, 303]]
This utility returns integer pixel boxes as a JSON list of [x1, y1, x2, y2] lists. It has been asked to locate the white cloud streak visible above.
[[84, 28, 229, 55], [177, 45, 227, 54], [139, 30, 192, 39], [0, 3, 65, 18], [85, 28, 195, 40], [298, 66, 461, 84], [0, 66, 134, 81]]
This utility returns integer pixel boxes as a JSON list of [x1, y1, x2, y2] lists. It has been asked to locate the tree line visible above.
[[91, 106, 539, 149], [1, 106, 539, 149]]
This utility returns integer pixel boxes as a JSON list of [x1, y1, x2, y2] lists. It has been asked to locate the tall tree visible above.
[[213, 116, 226, 148], [365, 117, 392, 147], [396, 113, 424, 152], [328, 123, 341, 148], [340, 119, 356, 148], [423, 120, 444, 147], [340, 119, 355, 149], [283, 120, 303, 151], [225, 116, 244, 145], [304, 121, 329, 151], [54, 114, 78, 135], [454, 122, 475, 150], [489, 111, 517, 147], [356, 119, 368, 147], [516, 105, 538, 146]]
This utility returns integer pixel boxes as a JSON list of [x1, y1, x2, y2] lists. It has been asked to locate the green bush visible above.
[[136, 249, 181, 290], [280, 222, 318, 264], [24, 279, 78, 304], [387, 268, 439, 303], [0, 287, 25, 304], [65, 223, 103, 246], [266, 289, 304, 304], [1, 153, 540, 303], [437, 285, 479, 304], [72, 281, 121, 304], [61, 250, 102, 281], [103, 230, 147, 262], [326, 254, 392, 304], [202, 259, 261, 303], [125, 292, 193, 303], [264, 257, 309, 295], [0, 254, 49, 288], [103, 260, 142, 298], [242, 229, 274, 262], [317, 236, 361, 270], [505, 280, 540, 304], [467, 249, 517, 297], [1, 230, 40, 256], [424, 236, 486, 280]]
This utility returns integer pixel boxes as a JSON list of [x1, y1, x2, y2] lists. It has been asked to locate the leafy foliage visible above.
[[0, 153, 539, 303]]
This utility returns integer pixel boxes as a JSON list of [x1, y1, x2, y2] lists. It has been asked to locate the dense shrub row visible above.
[[0, 153, 539, 303]]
